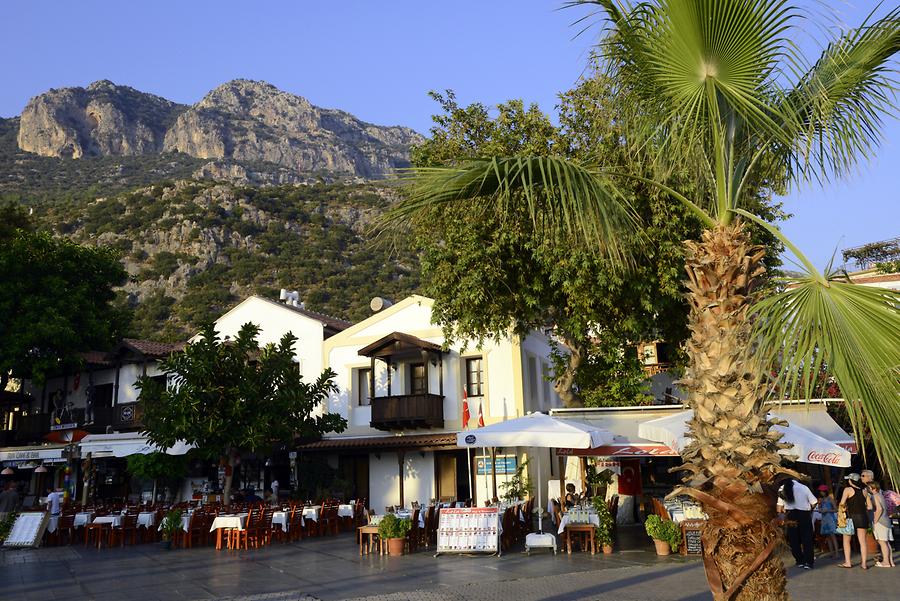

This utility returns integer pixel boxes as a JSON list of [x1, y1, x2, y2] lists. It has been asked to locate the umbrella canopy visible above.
[[457, 412, 614, 449], [638, 410, 851, 467], [80, 433, 194, 458]]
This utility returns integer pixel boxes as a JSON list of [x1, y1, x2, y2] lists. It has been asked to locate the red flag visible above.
[[462, 389, 470, 429], [477, 401, 485, 427]]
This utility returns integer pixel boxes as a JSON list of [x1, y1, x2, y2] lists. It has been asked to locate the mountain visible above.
[[15, 79, 423, 181], [40, 180, 421, 341]]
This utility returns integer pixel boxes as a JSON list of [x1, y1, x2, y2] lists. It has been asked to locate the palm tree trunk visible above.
[[678, 222, 791, 601]]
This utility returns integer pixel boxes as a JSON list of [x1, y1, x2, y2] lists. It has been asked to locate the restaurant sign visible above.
[[475, 454, 517, 475], [436, 507, 500, 556], [0, 448, 66, 461], [557, 445, 679, 457]]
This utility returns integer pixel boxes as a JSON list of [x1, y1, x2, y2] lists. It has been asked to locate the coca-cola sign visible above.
[[806, 450, 843, 465]]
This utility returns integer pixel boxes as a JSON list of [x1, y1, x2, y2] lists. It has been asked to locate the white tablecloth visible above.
[[302, 506, 321, 522], [391, 511, 426, 529], [557, 512, 599, 535], [47, 516, 59, 533], [337, 504, 354, 518], [272, 511, 290, 532], [92, 515, 123, 527], [74, 512, 93, 528], [136, 512, 156, 528], [209, 513, 248, 533]]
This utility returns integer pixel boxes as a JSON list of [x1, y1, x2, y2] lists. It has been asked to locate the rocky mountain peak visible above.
[[16, 79, 422, 180]]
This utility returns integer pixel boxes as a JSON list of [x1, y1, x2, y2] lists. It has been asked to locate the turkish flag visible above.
[[617, 459, 643, 496], [462, 389, 470, 429], [477, 402, 485, 428]]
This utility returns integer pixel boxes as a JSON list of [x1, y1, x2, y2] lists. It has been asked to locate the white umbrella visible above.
[[638, 410, 851, 467], [457, 412, 614, 533]]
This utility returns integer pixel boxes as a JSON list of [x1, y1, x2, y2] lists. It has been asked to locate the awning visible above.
[[79, 433, 193, 458], [551, 401, 857, 458], [298, 432, 458, 452], [0, 445, 67, 462]]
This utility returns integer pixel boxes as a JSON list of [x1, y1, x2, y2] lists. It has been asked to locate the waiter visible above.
[[777, 478, 818, 569]]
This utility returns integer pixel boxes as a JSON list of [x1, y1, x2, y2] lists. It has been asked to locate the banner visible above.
[[475, 454, 517, 475], [436, 507, 500, 555]]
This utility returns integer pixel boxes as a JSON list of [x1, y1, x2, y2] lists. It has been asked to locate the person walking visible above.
[[838, 473, 872, 569], [869, 481, 895, 568], [777, 478, 818, 569], [0, 482, 20, 521], [816, 485, 839, 558]]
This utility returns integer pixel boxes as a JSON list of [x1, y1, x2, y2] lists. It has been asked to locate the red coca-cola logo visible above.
[[807, 451, 842, 465]]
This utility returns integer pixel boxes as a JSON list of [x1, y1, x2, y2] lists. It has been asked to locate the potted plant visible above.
[[591, 496, 615, 554], [499, 459, 533, 503], [865, 528, 879, 554], [644, 514, 681, 556], [377, 513, 411, 556], [159, 509, 183, 550]]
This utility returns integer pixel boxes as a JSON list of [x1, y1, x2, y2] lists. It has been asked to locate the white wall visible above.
[[22, 361, 164, 411], [211, 296, 327, 383], [368, 451, 435, 511]]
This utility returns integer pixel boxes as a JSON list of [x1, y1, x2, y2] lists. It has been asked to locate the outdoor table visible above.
[[557, 511, 599, 534], [136, 512, 156, 529], [337, 504, 354, 519], [358, 524, 379, 556], [394, 510, 425, 529], [272, 511, 293, 533], [92, 515, 123, 528], [73, 512, 94, 528], [47, 516, 59, 533], [209, 513, 249, 550], [302, 506, 321, 523]]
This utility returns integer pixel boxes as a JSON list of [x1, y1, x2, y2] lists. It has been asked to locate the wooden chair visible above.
[[318, 505, 339, 536], [184, 512, 210, 548], [110, 513, 139, 547], [288, 507, 304, 542], [227, 510, 256, 551], [85, 517, 114, 549], [54, 513, 77, 546], [248, 510, 274, 548]]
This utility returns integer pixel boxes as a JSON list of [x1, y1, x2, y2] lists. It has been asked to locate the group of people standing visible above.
[[777, 470, 896, 570]]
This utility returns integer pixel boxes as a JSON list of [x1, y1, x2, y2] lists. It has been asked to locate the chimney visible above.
[[369, 297, 394, 313]]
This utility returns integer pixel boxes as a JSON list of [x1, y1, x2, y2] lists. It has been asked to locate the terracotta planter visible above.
[[387, 537, 405, 556], [866, 533, 879, 554], [602, 544, 614, 555], [653, 538, 671, 556]]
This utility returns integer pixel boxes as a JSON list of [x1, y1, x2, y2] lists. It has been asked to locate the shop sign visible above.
[[475, 454, 517, 475], [806, 451, 844, 465], [50, 423, 78, 431], [0, 448, 65, 461]]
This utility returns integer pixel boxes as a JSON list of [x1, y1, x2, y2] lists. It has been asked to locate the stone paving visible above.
[[2, 530, 896, 601]]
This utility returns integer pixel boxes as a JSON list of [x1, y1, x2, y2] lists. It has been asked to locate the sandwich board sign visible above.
[[435, 506, 500, 556], [3, 512, 49, 548]]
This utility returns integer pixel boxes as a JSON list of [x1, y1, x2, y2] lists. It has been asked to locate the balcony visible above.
[[370, 394, 444, 431]]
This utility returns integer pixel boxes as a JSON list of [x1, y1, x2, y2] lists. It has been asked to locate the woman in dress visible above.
[[869, 482, 895, 568], [816, 485, 838, 558], [839, 474, 871, 569]]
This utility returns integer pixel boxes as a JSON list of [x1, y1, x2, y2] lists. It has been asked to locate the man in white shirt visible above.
[[777, 478, 818, 569], [45, 488, 63, 516]]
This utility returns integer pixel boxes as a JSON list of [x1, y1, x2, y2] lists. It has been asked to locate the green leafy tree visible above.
[[391, 2, 900, 599], [405, 76, 782, 407], [126, 452, 189, 502], [0, 211, 129, 387], [137, 323, 347, 504]]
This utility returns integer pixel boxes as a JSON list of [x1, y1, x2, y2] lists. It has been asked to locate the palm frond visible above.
[[389, 156, 641, 268], [777, 7, 900, 182], [751, 269, 900, 485]]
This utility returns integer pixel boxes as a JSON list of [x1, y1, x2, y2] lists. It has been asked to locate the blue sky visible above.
[[2, 1, 896, 270]]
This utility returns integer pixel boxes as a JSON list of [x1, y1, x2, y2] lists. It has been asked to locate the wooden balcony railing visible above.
[[370, 393, 444, 431]]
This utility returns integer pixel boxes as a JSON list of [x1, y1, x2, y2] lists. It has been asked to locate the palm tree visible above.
[[392, 2, 900, 600]]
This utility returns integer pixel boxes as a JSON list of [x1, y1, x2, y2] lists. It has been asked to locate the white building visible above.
[[298, 294, 566, 511]]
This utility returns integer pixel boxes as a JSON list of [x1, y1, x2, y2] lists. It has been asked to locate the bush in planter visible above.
[[159, 509, 183, 545], [644, 514, 682, 553], [377, 513, 412, 555], [591, 496, 615, 551]]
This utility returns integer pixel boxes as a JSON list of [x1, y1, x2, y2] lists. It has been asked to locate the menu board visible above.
[[436, 507, 500, 555], [681, 519, 704, 555], [3, 512, 49, 548]]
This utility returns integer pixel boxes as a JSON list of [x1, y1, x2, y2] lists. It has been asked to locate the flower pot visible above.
[[387, 537, 405, 556], [602, 544, 614, 555], [160, 540, 172, 550], [653, 538, 671, 556], [865, 533, 879, 554]]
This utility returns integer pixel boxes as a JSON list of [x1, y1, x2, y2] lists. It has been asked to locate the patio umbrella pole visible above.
[[466, 447, 473, 506], [536, 450, 543, 533]]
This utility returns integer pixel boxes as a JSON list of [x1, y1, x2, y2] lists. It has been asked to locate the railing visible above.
[[370, 394, 444, 431]]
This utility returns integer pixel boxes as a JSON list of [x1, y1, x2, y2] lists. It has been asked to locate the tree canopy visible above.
[[403, 72, 785, 406], [137, 322, 347, 500], [0, 204, 129, 386]]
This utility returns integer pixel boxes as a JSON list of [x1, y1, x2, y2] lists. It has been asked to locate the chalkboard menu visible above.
[[3, 512, 49, 548], [681, 519, 704, 555]]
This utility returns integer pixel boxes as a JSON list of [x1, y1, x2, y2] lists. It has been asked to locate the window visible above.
[[410, 363, 427, 395], [541, 362, 551, 408], [356, 368, 372, 406], [527, 356, 538, 404], [465, 357, 483, 397], [92, 383, 114, 408]]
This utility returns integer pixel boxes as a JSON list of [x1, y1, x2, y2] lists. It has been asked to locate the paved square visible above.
[[1, 530, 895, 601]]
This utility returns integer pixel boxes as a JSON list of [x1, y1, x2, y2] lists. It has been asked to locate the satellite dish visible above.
[[370, 297, 394, 312]]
